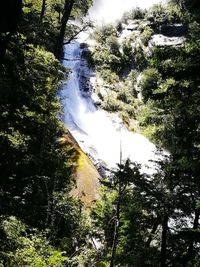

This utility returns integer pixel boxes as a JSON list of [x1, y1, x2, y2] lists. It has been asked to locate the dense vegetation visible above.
[[0, 0, 93, 266], [84, 0, 200, 266], [0, 0, 200, 266]]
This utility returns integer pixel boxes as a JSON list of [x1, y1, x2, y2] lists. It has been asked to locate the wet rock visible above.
[[80, 42, 89, 49], [81, 48, 90, 58], [95, 160, 109, 177], [91, 93, 102, 106]]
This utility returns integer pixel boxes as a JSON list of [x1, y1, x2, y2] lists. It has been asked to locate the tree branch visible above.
[[63, 23, 92, 45]]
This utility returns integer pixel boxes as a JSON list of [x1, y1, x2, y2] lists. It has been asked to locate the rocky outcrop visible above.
[[148, 23, 187, 47], [59, 133, 101, 207], [149, 34, 185, 47], [78, 44, 95, 97], [71, 149, 101, 206]]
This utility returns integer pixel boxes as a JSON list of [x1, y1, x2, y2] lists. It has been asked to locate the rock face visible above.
[[59, 134, 100, 207], [149, 34, 186, 47], [149, 24, 186, 47], [78, 45, 94, 98], [71, 149, 101, 206]]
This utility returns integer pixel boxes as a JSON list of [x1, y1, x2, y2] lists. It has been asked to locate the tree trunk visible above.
[[40, 0, 46, 22], [55, 0, 75, 60], [145, 218, 160, 248], [160, 211, 168, 267], [110, 192, 121, 267], [0, 0, 22, 62], [0, 0, 22, 33], [0, 33, 12, 63], [184, 209, 199, 265]]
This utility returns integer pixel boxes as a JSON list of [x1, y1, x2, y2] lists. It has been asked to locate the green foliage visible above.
[[117, 87, 133, 104], [139, 68, 161, 102], [23, 0, 44, 13], [91, 161, 161, 266], [93, 24, 118, 44], [90, 3, 200, 265], [125, 69, 139, 97], [140, 26, 154, 46], [106, 35, 120, 56], [145, 3, 186, 31], [121, 7, 146, 23], [0, 0, 92, 264], [102, 92, 122, 112], [136, 5, 200, 265], [165, 4, 185, 23], [0, 34, 76, 228], [93, 46, 121, 74], [0, 216, 68, 266], [145, 4, 166, 25], [71, 0, 93, 17], [98, 68, 119, 84], [92, 24, 135, 75], [22, 0, 60, 52], [133, 44, 147, 70], [90, 18, 143, 119], [121, 39, 134, 69]]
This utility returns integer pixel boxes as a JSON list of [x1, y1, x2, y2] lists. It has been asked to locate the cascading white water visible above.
[[60, 41, 160, 173], [60, 0, 164, 173]]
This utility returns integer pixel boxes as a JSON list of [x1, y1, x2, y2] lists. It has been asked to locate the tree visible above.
[[0, 0, 22, 62], [0, 0, 93, 265], [109, 160, 139, 267], [40, 0, 46, 21], [55, 0, 75, 59], [137, 6, 200, 263], [0, 0, 22, 33], [91, 160, 161, 266], [139, 68, 161, 103], [55, 0, 93, 59]]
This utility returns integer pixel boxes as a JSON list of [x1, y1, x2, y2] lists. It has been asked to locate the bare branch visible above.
[[63, 22, 93, 45]]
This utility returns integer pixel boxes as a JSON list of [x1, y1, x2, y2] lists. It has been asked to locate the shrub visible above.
[[122, 7, 146, 23], [106, 35, 121, 57], [139, 68, 161, 102], [121, 39, 134, 69], [0, 216, 68, 267], [125, 69, 138, 97], [93, 24, 118, 44], [103, 92, 122, 112], [117, 87, 133, 104], [141, 26, 154, 46], [98, 68, 120, 84], [133, 45, 147, 70]]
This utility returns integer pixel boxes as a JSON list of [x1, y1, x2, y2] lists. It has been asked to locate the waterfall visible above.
[[60, 0, 164, 174]]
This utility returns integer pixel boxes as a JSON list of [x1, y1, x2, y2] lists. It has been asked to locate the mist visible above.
[[89, 0, 165, 24]]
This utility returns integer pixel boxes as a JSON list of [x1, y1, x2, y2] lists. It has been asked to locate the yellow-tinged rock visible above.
[[71, 149, 100, 207], [59, 133, 101, 207]]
